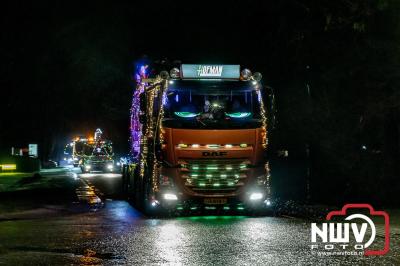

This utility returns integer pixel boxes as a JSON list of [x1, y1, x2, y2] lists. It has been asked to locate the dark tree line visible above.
[[269, 0, 400, 205]]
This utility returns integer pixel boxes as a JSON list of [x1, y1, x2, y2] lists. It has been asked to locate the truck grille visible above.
[[178, 159, 250, 193]]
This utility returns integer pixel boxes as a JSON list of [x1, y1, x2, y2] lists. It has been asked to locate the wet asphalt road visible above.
[[0, 172, 399, 265]]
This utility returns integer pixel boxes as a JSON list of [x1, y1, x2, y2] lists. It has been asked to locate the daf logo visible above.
[[202, 151, 227, 157]]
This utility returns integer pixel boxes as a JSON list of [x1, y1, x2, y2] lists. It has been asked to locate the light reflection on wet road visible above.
[[0, 173, 399, 265], [1, 200, 399, 265]]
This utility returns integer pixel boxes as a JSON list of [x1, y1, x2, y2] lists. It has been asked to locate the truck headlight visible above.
[[249, 192, 263, 201], [85, 165, 91, 170], [163, 193, 178, 200], [107, 164, 113, 170]]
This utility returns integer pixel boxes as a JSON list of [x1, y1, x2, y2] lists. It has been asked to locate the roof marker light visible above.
[[240, 69, 252, 80], [178, 144, 188, 148], [253, 72, 262, 81], [170, 68, 180, 78], [207, 144, 219, 149]]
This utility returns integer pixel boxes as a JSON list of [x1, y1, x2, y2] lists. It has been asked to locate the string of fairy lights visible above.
[[257, 88, 268, 149]]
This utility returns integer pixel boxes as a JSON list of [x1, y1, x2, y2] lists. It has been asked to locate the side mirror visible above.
[[139, 93, 146, 112]]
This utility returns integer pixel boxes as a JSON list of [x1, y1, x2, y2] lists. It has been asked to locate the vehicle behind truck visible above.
[[123, 64, 275, 215], [81, 143, 115, 173], [65, 128, 115, 173]]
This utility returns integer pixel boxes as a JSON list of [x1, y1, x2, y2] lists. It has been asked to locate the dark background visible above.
[[2, 0, 400, 205]]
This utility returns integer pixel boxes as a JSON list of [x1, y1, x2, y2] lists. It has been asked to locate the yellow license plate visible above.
[[204, 198, 227, 205]]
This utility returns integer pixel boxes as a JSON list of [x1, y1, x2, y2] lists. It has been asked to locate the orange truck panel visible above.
[[162, 128, 265, 165]]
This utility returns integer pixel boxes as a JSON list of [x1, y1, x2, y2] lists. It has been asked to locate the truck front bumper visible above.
[[151, 164, 272, 213]]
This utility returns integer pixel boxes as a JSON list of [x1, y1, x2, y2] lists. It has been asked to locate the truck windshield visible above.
[[75, 142, 113, 156], [75, 142, 93, 156], [162, 80, 262, 129]]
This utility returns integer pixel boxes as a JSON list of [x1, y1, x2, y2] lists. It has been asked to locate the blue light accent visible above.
[[162, 92, 168, 106], [225, 112, 251, 118], [174, 112, 200, 118], [175, 94, 179, 102]]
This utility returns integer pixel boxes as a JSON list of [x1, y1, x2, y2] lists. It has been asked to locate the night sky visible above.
[[2, 0, 400, 201], [2, 1, 313, 155]]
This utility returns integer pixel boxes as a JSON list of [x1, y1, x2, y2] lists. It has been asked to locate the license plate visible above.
[[204, 198, 227, 205]]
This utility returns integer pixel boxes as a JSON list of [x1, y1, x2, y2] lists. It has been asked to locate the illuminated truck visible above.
[[64, 129, 115, 172], [80, 129, 115, 173], [123, 64, 275, 215]]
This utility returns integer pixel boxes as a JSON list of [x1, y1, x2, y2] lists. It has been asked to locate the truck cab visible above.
[[124, 64, 273, 215]]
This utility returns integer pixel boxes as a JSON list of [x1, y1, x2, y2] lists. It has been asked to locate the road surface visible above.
[[0, 171, 399, 265]]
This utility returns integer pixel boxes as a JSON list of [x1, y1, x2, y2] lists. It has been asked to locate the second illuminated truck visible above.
[[123, 64, 275, 215]]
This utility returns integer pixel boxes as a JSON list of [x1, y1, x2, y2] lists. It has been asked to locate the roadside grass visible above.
[[0, 172, 34, 192], [0, 169, 81, 215]]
